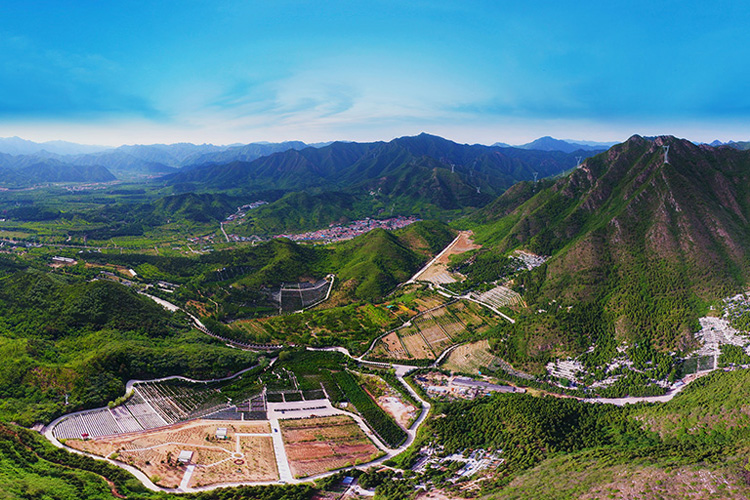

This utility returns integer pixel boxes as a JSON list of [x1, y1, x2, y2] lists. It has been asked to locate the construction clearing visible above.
[[66, 420, 278, 489], [408, 231, 480, 285], [357, 373, 418, 429]]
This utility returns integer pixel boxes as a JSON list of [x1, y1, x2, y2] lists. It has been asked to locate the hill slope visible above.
[[0, 157, 116, 187], [469, 136, 750, 359]]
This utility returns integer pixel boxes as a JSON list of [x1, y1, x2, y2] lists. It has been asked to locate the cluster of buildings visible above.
[[50, 255, 77, 268], [413, 445, 504, 482], [226, 234, 265, 243], [156, 280, 179, 293], [273, 216, 419, 242], [188, 234, 215, 244], [64, 182, 112, 192], [512, 250, 547, 271], [224, 201, 268, 222], [722, 292, 750, 325], [413, 372, 522, 400], [98, 270, 136, 287]]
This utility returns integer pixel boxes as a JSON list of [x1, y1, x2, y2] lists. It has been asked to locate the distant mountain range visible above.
[[704, 139, 750, 150], [0, 136, 110, 156], [0, 139, 328, 186], [5, 132, 747, 191], [0, 134, 626, 188], [154, 133, 600, 232], [163, 133, 595, 193], [10, 133, 601, 235], [0, 134, 610, 180], [493, 136, 617, 153]]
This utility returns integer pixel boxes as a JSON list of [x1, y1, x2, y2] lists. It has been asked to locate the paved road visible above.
[[269, 418, 293, 482], [581, 370, 716, 406], [304, 347, 430, 452], [140, 292, 180, 312], [124, 363, 262, 393], [179, 465, 196, 491]]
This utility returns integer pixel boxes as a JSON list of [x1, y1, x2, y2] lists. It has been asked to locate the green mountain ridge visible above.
[[467, 135, 750, 363], [0, 156, 116, 187], [167, 133, 598, 234], [162, 133, 590, 199]]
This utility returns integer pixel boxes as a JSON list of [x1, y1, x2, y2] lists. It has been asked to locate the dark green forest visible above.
[[0, 256, 257, 426]]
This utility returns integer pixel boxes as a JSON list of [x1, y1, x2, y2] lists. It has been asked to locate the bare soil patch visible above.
[[417, 231, 480, 285], [281, 415, 381, 478], [190, 435, 277, 487], [66, 419, 275, 488], [358, 373, 416, 428]]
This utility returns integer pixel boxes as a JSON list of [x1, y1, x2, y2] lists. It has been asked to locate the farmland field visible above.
[[411, 294, 447, 312], [369, 331, 408, 359], [367, 299, 503, 361], [66, 420, 276, 488], [417, 319, 453, 353], [443, 339, 500, 374], [281, 415, 382, 478], [450, 300, 498, 334], [428, 307, 466, 337], [400, 330, 436, 359]]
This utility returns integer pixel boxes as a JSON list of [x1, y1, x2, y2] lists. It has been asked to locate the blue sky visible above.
[[1, 0, 749, 145]]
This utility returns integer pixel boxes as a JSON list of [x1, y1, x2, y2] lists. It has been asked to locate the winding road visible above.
[[36, 233, 717, 493]]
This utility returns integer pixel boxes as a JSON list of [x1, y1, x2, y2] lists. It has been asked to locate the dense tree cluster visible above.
[[333, 370, 407, 447]]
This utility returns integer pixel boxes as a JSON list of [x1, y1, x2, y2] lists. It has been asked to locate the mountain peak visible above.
[[517, 136, 611, 153], [471, 138, 750, 355]]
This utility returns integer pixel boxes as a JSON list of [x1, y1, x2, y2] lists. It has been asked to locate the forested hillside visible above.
[[461, 136, 750, 371], [0, 256, 257, 426], [370, 369, 750, 500], [154, 134, 594, 232]]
